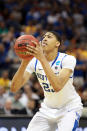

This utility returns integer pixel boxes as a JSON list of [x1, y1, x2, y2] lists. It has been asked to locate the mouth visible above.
[[42, 42, 47, 47]]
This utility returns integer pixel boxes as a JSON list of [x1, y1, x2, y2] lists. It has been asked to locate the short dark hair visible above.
[[49, 31, 61, 44]]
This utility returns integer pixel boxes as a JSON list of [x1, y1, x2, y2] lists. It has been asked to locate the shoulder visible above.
[[65, 54, 76, 63], [29, 57, 37, 64], [32, 57, 37, 61], [26, 57, 37, 68], [59, 52, 76, 62]]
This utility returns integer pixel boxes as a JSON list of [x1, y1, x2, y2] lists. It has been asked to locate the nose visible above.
[[43, 37, 47, 42]]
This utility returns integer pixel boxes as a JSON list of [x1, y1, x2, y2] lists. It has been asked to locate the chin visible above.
[[44, 49, 49, 53], [43, 47, 47, 51]]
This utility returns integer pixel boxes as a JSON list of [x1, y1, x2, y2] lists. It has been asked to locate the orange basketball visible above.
[[14, 35, 39, 60]]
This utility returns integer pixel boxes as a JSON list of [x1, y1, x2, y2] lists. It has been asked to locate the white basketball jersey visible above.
[[26, 52, 83, 110]]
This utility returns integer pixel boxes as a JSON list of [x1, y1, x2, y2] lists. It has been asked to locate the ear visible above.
[[56, 41, 60, 48]]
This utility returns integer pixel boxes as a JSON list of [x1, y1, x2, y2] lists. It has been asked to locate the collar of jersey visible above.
[[51, 52, 59, 67]]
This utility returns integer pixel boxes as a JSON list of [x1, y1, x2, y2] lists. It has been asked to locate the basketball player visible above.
[[11, 31, 83, 131]]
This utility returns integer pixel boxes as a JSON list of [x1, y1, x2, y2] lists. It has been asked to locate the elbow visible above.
[[10, 83, 18, 93], [54, 84, 63, 92], [54, 88, 61, 92], [10, 86, 17, 93]]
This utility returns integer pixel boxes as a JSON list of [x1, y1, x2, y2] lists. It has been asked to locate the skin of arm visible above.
[[10, 60, 31, 93], [26, 43, 73, 92], [40, 57, 72, 92]]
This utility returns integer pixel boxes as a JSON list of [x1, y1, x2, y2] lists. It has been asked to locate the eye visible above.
[[42, 35, 52, 39], [42, 35, 45, 39], [47, 35, 52, 38]]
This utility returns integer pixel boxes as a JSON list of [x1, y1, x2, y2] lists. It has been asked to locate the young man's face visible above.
[[41, 32, 59, 52]]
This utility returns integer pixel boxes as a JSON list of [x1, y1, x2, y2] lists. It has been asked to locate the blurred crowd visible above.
[[0, 72, 43, 116], [0, 0, 87, 117]]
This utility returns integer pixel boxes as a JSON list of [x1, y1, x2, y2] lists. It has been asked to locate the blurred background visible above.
[[0, 0, 87, 130]]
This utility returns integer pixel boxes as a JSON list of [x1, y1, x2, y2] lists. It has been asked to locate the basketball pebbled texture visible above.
[[14, 35, 39, 60]]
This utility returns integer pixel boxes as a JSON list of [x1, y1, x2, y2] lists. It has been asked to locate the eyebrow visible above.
[[43, 34, 53, 37]]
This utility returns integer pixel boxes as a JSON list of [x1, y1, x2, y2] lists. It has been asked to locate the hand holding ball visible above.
[[14, 35, 39, 60]]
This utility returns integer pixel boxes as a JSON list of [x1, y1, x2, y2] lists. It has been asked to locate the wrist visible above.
[[21, 59, 29, 66]]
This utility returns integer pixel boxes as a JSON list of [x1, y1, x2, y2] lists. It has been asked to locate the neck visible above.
[[45, 49, 58, 61]]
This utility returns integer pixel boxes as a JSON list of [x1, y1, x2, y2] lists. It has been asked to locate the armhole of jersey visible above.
[[35, 59, 38, 72], [60, 54, 67, 69]]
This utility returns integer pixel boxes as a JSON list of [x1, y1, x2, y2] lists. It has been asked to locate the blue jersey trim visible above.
[[35, 59, 38, 72], [76, 112, 80, 121], [51, 52, 60, 67], [58, 112, 80, 131], [72, 120, 79, 131], [72, 112, 80, 131], [70, 76, 73, 78], [60, 54, 67, 69]]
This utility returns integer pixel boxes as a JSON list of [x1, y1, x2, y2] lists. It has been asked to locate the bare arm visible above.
[[40, 57, 72, 92], [26, 41, 74, 92], [10, 60, 31, 93]]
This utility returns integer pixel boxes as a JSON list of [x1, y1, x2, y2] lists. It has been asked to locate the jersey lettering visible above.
[[37, 73, 47, 81], [42, 83, 55, 92]]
